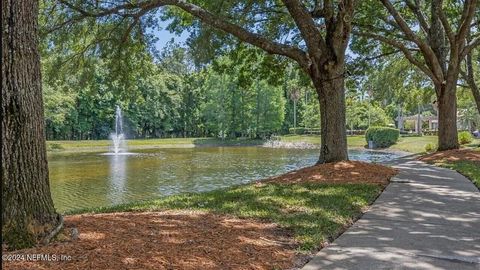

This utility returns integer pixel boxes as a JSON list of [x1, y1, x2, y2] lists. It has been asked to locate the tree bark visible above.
[[436, 82, 460, 150], [2, 0, 61, 250], [312, 64, 348, 163], [471, 85, 480, 116], [462, 50, 480, 116]]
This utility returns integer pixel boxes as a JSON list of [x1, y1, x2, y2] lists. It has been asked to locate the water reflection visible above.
[[107, 155, 127, 205], [48, 147, 399, 212]]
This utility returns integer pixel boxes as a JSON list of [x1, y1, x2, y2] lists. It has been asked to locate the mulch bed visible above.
[[3, 211, 299, 270], [3, 161, 398, 270], [418, 149, 480, 164], [264, 161, 398, 186]]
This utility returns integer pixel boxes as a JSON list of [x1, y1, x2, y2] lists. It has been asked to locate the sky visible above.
[[151, 20, 189, 52]]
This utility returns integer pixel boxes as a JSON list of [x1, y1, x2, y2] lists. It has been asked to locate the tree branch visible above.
[[435, 1, 455, 47], [281, 0, 325, 61], [355, 30, 438, 84], [462, 37, 480, 58], [404, 0, 429, 35], [380, 0, 444, 81], [457, 0, 478, 44], [57, 0, 310, 67]]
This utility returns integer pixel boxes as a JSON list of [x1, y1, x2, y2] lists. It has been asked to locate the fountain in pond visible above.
[[111, 105, 125, 154]]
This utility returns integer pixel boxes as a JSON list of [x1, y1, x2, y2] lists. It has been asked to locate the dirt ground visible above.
[[419, 149, 480, 164], [3, 161, 398, 270], [3, 211, 299, 270], [265, 161, 398, 186]]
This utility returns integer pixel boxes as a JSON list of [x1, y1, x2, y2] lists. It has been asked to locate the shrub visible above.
[[365, 126, 400, 148], [458, 131, 473, 145], [289, 127, 306, 134], [424, 143, 437, 152]]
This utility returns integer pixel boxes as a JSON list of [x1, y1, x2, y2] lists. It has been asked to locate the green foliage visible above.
[[41, 43, 295, 140], [424, 143, 437, 153], [301, 98, 321, 129], [346, 98, 392, 130], [365, 127, 400, 148], [458, 131, 473, 145]]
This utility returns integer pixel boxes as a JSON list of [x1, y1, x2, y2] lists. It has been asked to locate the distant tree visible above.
[[2, 0, 62, 249]]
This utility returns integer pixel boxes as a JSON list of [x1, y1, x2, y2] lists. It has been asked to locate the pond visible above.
[[48, 147, 400, 212]]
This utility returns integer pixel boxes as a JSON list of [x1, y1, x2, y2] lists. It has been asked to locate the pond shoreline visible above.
[[5, 160, 398, 270], [48, 135, 478, 154]]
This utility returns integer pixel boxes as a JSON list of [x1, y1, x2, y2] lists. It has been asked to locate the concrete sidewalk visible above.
[[302, 156, 480, 270]]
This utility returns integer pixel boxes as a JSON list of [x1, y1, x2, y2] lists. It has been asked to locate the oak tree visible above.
[[2, 0, 62, 249], [355, 0, 479, 150]]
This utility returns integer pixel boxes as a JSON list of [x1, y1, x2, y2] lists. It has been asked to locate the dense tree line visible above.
[[45, 44, 426, 140], [43, 46, 295, 140]]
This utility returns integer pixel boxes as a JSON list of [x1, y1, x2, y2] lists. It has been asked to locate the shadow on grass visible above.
[[70, 182, 381, 251]]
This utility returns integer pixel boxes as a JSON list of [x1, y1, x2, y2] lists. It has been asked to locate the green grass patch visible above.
[[280, 135, 438, 153], [47, 137, 264, 152], [432, 160, 480, 189], [392, 136, 438, 153], [48, 135, 478, 154], [442, 161, 480, 188], [69, 182, 382, 251], [279, 135, 366, 148]]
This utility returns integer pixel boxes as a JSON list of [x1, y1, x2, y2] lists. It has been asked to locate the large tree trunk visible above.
[[2, 0, 61, 250], [436, 82, 460, 151], [312, 66, 348, 163]]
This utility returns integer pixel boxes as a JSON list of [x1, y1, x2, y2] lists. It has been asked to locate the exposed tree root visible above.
[[42, 214, 64, 245]]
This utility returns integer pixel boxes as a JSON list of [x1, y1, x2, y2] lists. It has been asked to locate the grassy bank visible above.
[[419, 148, 480, 189], [420, 148, 480, 189], [45, 135, 419, 153], [47, 137, 264, 152], [280, 135, 440, 153], [441, 161, 480, 188], [281, 135, 480, 154], [48, 134, 479, 154], [69, 182, 383, 251]]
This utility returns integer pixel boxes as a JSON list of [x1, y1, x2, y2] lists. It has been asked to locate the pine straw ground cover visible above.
[[4, 161, 397, 270], [419, 148, 480, 188]]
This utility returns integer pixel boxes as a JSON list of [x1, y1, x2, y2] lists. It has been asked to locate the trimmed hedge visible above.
[[365, 126, 400, 148]]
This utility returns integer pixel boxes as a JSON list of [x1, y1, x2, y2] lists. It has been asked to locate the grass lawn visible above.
[[441, 161, 480, 188], [47, 137, 264, 152], [70, 182, 383, 251], [279, 134, 366, 148], [281, 134, 438, 153], [281, 135, 480, 154], [391, 136, 438, 153], [48, 134, 479, 155], [420, 147, 480, 189]]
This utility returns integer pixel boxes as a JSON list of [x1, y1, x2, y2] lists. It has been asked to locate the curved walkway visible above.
[[302, 156, 480, 270]]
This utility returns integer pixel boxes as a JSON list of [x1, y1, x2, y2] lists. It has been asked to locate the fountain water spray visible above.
[[111, 105, 125, 154]]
